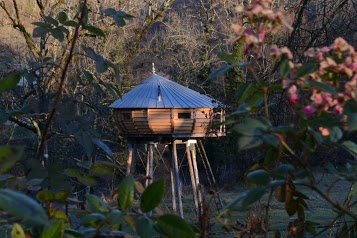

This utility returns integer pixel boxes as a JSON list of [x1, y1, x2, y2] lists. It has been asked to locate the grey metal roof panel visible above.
[[109, 74, 218, 109]]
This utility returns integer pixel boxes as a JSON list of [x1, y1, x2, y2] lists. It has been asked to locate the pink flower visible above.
[[315, 52, 323, 61], [289, 93, 299, 104], [270, 45, 280, 57], [334, 105, 343, 115], [303, 105, 315, 117], [258, 27, 266, 42], [251, 4, 263, 14], [319, 127, 330, 136], [288, 85, 297, 94]]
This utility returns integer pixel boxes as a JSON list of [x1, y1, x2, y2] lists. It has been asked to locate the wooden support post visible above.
[[169, 144, 177, 213], [196, 142, 213, 186], [198, 140, 216, 184], [172, 141, 184, 218], [189, 140, 202, 214], [126, 144, 133, 176], [146, 143, 154, 187], [186, 141, 199, 213], [131, 144, 137, 174]]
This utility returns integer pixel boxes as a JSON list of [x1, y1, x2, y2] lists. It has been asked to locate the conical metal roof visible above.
[[109, 74, 218, 109]]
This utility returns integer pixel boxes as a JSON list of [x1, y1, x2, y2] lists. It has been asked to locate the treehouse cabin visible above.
[[109, 73, 225, 142]]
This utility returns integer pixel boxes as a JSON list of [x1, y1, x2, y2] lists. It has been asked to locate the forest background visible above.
[[1, 0, 357, 237]]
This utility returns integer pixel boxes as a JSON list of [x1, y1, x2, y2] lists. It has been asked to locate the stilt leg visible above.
[[172, 141, 184, 218], [131, 144, 137, 175], [145, 143, 154, 187], [186, 141, 199, 213], [169, 143, 176, 212], [126, 144, 133, 176], [190, 141, 202, 215]]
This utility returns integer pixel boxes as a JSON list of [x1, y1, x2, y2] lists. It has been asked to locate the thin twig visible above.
[[35, 0, 88, 160]]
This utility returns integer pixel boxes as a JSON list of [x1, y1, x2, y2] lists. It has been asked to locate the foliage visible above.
[[212, 0, 357, 237], [0, 1, 195, 238], [0, 147, 195, 238]]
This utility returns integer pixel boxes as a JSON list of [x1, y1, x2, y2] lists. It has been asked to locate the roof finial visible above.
[[152, 63, 156, 74]]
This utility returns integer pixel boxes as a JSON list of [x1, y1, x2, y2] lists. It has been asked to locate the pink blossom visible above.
[[288, 85, 297, 94], [289, 93, 299, 104], [251, 4, 263, 14], [315, 52, 323, 61], [334, 105, 343, 115], [258, 27, 266, 42], [350, 62, 357, 72], [319, 127, 330, 136], [303, 105, 315, 117]]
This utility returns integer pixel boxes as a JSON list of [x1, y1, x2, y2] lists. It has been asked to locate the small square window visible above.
[[122, 112, 132, 120], [178, 112, 191, 119]]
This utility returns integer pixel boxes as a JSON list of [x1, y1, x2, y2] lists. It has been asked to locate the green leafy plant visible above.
[[212, 0, 357, 237]]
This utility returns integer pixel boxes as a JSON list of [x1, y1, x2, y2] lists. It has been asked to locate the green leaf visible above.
[[95, 57, 108, 73], [0, 73, 22, 92], [296, 62, 317, 78], [85, 25, 105, 37], [136, 216, 153, 238], [329, 126, 343, 143], [140, 179, 165, 212], [32, 22, 52, 28], [86, 194, 109, 214], [63, 168, 81, 178], [113, 15, 126, 27], [274, 164, 294, 177], [218, 53, 241, 65], [55, 191, 70, 203], [0, 109, 8, 124], [90, 164, 113, 179], [208, 65, 232, 80], [242, 188, 266, 207], [238, 136, 263, 150], [51, 27, 64, 41], [108, 209, 123, 227], [82, 46, 98, 60], [222, 192, 246, 211], [44, 16, 59, 26], [118, 175, 135, 210], [347, 113, 357, 132], [36, 190, 55, 203], [279, 60, 290, 77], [82, 69, 95, 82], [324, 161, 338, 174], [307, 80, 337, 94], [41, 220, 64, 238], [81, 213, 106, 227], [0, 189, 48, 225], [63, 20, 77, 27], [232, 124, 261, 136], [64, 228, 83, 237], [285, 198, 298, 216], [33, 27, 49, 37], [102, 8, 117, 15], [11, 223, 25, 238], [342, 141, 357, 157], [0, 146, 23, 174], [77, 175, 97, 186], [155, 215, 196, 238], [247, 170, 270, 186], [92, 138, 113, 157], [58, 12, 67, 24], [58, 25, 69, 35]]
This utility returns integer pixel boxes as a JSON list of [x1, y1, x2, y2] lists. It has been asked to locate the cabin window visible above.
[[122, 112, 132, 120], [178, 112, 191, 119]]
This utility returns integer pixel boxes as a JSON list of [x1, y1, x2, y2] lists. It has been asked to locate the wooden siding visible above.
[[114, 108, 213, 137]]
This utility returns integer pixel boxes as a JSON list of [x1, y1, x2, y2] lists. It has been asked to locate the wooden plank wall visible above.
[[114, 108, 213, 136]]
